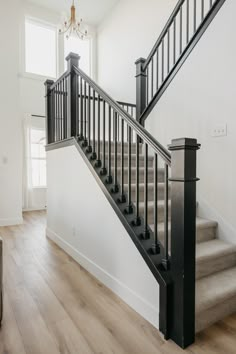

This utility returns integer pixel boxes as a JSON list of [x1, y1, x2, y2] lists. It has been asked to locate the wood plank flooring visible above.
[[0, 211, 235, 354]]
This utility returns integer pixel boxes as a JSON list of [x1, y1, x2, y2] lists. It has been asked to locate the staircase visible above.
[[44, 0, 235, 350], [99, 139, 236, 334]]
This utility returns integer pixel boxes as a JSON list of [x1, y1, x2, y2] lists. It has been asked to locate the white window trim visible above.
[[22, 16, 59, 81]]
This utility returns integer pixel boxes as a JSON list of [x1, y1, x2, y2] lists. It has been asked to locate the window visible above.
[[25, 19, 57, 78], [31, 129, 46, 187], [64, 35, 90, 75]]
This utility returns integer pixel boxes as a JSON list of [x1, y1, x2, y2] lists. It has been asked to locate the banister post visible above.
[[45, 79, 54, 144], [168, 138, 200, 349], [66, 52, 80, 138], [135, 58, 146, 125]]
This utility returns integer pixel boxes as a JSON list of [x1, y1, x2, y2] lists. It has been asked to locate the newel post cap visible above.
[[168, 138, 201, 151], [66, 52, 80, 70]]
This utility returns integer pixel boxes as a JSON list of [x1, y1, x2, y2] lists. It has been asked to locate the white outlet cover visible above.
[[211, 124, 227, 137]]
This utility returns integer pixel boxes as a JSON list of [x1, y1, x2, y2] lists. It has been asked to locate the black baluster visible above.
[[125, 126, 133, 214], [162, 39, 164, 82], [146, 66, 149, 105], [186, 0, 189, 44], [141, 143, 150, 239], [152, 153, 160, 254], [162, 163, 169, 270], [173, 18, 176, 65], [86, 85, 92, 153], [79, 76, 83, 140], [111, 112, 119, 193], [82, 80, 88, 146], [151, 58, 154, 98], [106, 106, 112, 184], [156, 49, 159, 91], [95, 95, 102, 167], [118, 118, 126, 203], [194, 0, 197, 33], [91, 89, 97, 160], [201, 0, 204, 20], [180, 6, 183, 55], [100, 100, 107, 175], [132, 134, 141, 225], [167, 30, 170, 74]]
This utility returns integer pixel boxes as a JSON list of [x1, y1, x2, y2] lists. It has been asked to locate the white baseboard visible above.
[[0, 216, 23, 227], [46, 227, 159, 329], [23, 207, 47, 212], [198, 197, 236, 244]]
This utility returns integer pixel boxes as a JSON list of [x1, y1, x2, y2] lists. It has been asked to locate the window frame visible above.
[[30, 127, 47, 189], [23, 16, 58, 81]]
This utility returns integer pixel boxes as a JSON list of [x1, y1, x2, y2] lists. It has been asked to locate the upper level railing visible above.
[[135, 0, 226, 125], [45, 53, 200, 348]]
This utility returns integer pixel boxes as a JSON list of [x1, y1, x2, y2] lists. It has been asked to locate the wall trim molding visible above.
[[46, 226, 159, 329], [0, 216, 23, 227]]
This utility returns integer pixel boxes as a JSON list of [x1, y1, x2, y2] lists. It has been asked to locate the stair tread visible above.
[[149, 217, 218, 233], [196, 266, 236, 314], [196, 239, 236, 263]]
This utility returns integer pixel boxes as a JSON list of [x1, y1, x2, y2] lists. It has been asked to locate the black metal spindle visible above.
[[95, 95, 102, 167], [151, 58, 154, 98], [79, 76, 83, 140], [167, 30, 170, 74], [60, 81, 62, 140], [146, 66, 149, 105], [125, 126, 133, 214], [152, 153, 160, 254], [186, 0, 189, 43], [111, 112, 119, 193], [141, 143, 150, 239], [194, 0, 197, 32], [156, 49, 159, 90], [132, 134, 141, 225], [86, 86, 92, 152], [173, 18, 176, 65], [83, 80, 87, 146], [118, 118, 126, 203], [56, 84, 59, 141], [91, 89, 96, 160], [106, 106, 112, 184], [180, 6, 183, 55], [162, 163, 169, 270], [162, 39, 164, 82], [201, 0, 204, 20], [101, 100, 107, 175]]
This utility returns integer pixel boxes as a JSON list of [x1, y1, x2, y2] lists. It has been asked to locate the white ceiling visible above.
[[28, 0, 119, 26]]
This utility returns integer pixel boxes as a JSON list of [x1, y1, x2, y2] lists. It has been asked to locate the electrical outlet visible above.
[[211, 124, 227, 137]]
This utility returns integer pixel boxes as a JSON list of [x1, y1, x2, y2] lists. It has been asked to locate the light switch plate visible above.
[[211, 124, 227, 137]]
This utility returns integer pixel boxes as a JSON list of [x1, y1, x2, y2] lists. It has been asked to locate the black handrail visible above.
[[73, 66, 171, 166]]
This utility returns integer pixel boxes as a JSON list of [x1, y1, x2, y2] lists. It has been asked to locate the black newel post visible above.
[[45, 79, 54, 144], [66, 52, 80, 138], [135, 58, 146, 125], [169, 138, 200, 349]]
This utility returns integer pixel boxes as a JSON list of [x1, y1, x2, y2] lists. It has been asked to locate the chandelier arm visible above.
[[59, 21, 73, 35]]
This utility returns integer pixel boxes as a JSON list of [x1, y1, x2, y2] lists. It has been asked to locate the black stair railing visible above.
[[136, 0, 226, 125], [45, 53, 200, 349]]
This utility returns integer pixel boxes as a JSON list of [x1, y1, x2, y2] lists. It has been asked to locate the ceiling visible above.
[[28, 0, 119, 26]]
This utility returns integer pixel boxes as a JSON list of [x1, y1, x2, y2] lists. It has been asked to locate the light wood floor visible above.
[[0, 211, 235, 354]]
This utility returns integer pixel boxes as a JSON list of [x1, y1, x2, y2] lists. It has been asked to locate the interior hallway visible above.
[[0, 211, 235, 354]]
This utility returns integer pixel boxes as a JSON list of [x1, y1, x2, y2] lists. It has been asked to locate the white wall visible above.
[[47, 144, 160, 328], [97, 0, 236, 244], [97, 0, 177, 102], [0, 0, 23, 226]]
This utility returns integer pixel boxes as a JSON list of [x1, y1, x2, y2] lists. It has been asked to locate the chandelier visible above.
[[59, 0, 88, 40]]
